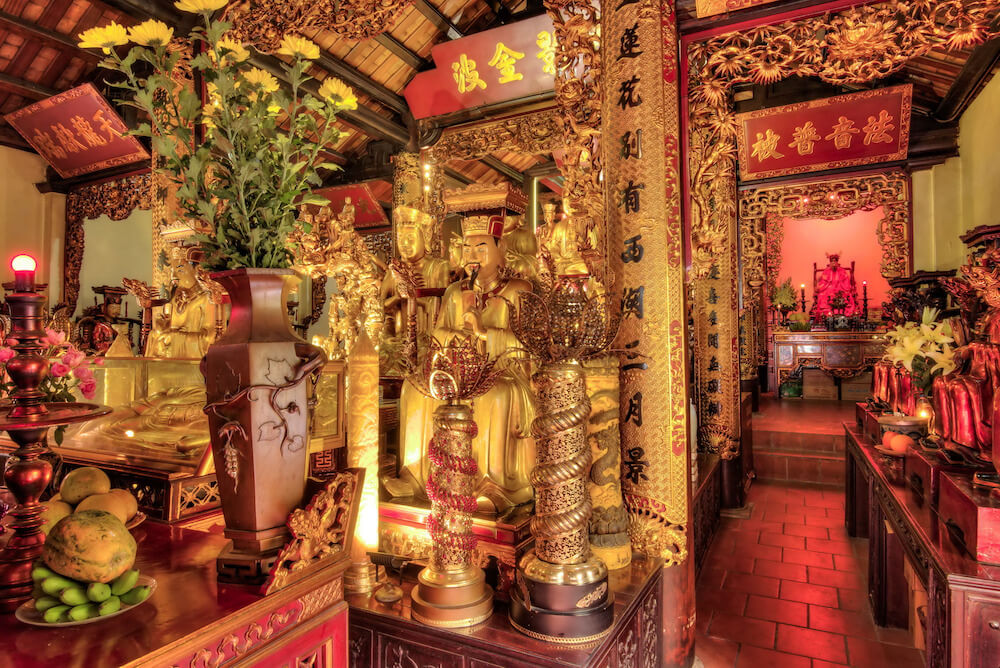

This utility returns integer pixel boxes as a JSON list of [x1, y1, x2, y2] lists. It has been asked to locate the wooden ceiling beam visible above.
[[934, 37, 1000, 122], [413, 0, 465, 38], [375, 34, 427, 71], [0, 72, 58, 100], [444, 167, 474, 185], [0, 9, 98, 60], [480, 155, 524, 184]]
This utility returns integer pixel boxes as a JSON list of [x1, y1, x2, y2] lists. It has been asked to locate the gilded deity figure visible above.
[[380, 206, 450, 338], [393, 214, 536, 512], [539, 202, 589, 277], [503, 215, 539, 281], [145, 247, 216, 359]]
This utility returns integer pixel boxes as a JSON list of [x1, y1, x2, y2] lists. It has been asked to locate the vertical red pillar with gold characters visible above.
[[602, 0, 695, 665]]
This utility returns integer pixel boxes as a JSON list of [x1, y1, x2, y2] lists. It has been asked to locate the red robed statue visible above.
[[811, 252, 859, 317]]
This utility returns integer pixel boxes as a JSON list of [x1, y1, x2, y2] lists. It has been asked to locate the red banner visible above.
[[736, 85, 912, 182], [5, 83, 149, 179], [404, 14, 555, 120], [695, 0, 781, 18], [314, 183, 388, 229]]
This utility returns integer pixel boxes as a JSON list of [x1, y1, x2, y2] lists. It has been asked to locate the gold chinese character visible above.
[[488, 43, 525, 84], [92, 109, 122, 143], [51, 123, 87, 153], [751, 129, 784, 161], [452, 54, 487, 94], [788, 121, 821, 156], [33, 128, 67, 160], [70, 115, 107, 148], [863, 109, 895, 145], [536, 31, 556, 76], [825, 116, 860, 150]]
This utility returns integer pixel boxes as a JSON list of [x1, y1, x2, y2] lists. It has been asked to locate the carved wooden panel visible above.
[[380, 638, 464, 668]]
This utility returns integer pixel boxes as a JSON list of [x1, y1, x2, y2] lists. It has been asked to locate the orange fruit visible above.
[[882, 430, 896, 447], [889, 433, 915, 454]]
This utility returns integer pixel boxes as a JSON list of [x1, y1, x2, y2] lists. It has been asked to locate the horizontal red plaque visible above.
[[5, 83, 149, 179], [404, 14, 555, 120], [736, 85, 912, 182], [314, 183, 388, 229], [695, 0, 781, 17]]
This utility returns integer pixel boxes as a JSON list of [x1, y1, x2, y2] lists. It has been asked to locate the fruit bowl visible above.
[[14, 575, 156, 627]]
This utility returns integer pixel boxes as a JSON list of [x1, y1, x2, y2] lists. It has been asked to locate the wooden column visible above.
[[602, 0, 695, 665]]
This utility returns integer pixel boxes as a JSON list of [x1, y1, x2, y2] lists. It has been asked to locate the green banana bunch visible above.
[[30, 564, 148, 623]]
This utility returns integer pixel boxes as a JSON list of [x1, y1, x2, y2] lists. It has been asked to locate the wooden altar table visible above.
[[774, 331, 884, 388], [845, 424, 1000, 668], [0, 520, 350, 667]]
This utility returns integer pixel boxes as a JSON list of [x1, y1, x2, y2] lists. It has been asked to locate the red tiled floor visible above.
[[708, 611, 776, 649], [695, 479, 923, 667], [775, 624, 848, 664], [735, 645, 810, 668], [744, 595, 808, 626], [755, 558, 807, 582]]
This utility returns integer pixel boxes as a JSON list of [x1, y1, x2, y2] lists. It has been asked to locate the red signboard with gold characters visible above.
[[5, 83, 149, 179], [404, 14, 555, 119], [736, 85, 912, 182]]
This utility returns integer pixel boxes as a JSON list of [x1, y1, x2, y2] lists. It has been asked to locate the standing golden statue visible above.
[[145, 246, 216, 359], [380, 206, 450, 340], [391, 184, 536, 512]]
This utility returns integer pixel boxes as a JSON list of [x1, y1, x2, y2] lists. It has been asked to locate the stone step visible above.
[[752, 428, 846, 454], [753, 449, 845, 486]]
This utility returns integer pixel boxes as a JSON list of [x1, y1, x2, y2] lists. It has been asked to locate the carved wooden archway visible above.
[[738, 170, 912, 373], [684, 2, 1000, 460], [62, 172, 153, 315]]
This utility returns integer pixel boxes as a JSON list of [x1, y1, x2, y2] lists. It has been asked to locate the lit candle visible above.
[[800, 283, 806, 310], [11, 254, 36, 293]]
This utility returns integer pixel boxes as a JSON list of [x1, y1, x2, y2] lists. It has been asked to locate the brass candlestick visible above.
[[0, 255, 110, 612], [509, 277, 619, 643], [405, 336, 502, 628]]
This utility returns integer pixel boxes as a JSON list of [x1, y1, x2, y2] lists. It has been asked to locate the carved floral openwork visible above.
[[424, 108, 565, 164], [222, 0, 411, 50], [63, 172, 153, 315]]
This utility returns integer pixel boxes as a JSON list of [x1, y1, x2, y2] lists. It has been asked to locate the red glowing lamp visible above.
[[11, 253, 37, 293]]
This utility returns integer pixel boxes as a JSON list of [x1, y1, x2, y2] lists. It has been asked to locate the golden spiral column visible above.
[[410, 401, 494, 628], [509, 361, 613, 643]]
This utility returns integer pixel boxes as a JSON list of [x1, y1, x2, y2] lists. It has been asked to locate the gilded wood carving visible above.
[[63, 172, 153, 316]]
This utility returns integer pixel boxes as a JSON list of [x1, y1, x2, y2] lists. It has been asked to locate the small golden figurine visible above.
[[540, 202, 589, 277], [145, 246, 216, 359]]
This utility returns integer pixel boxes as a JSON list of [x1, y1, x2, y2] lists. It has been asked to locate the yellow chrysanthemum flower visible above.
[[276, 35, 319, 61], [174, 0, 228, 12], [78, 22, 129, 54], [241, 67, 280, 94], [215, 37, 250, 64], [127, 19, 173, 46], [318, 77, 357, 110]]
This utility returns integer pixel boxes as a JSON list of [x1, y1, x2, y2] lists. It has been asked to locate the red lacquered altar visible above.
[[0, 520, 349, 667]]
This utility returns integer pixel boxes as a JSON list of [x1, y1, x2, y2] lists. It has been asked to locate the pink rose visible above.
[[49, 363, 70, 378], [62, 349, 85, 368], [0, 348, 14, 363], [79, 378, 97, 399], [40, 329, 66, 348], [94, 357, 105, 366], [5, 339, 17, 347], [73, 365, 94, 381]]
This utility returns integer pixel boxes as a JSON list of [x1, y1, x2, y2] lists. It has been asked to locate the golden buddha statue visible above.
[[380, 206, 450, 338], [540, 202, 589, 277], [392, 212, 536, 511], [145, 247, 216, 359]]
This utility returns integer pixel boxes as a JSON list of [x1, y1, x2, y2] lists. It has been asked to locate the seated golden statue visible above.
[[391, 212, 536, 512], [539, 202, 589, 277], [503, 214, 539, 281], [811, 252, 859, 317], [145, 247, 216, 359]]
